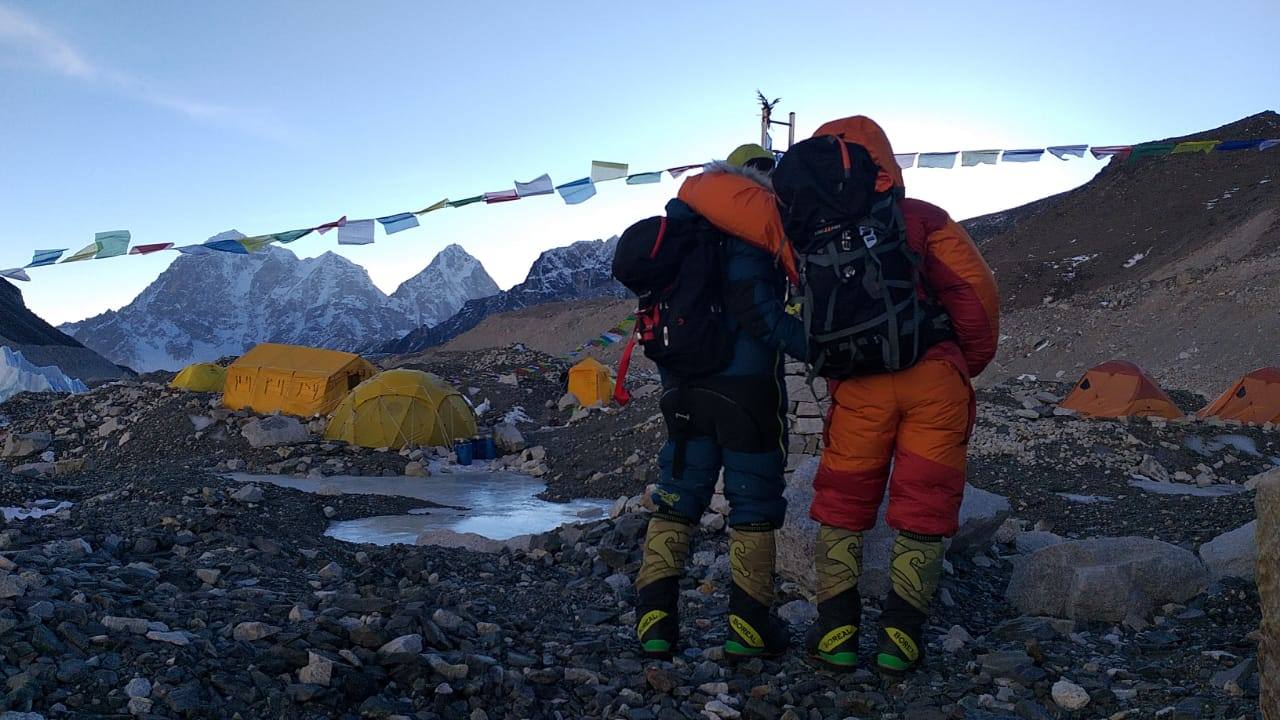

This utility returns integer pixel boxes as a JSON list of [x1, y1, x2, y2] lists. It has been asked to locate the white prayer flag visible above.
[[1047, 145, 1088, 160], [514, 173, 554, 197], [894, 153, 916, 169], [590, 161, 628, 182], [917, 152, 958, 169], [0, 268, 31, 281], [961, 150, 1000, 167], [337, 219, 375, 245]]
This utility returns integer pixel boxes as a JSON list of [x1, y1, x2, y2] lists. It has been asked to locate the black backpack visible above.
[[612, 215, 734, 378], [772, 135, 952, 378]]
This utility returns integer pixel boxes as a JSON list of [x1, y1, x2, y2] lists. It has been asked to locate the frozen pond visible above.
[[228, 470, 610, 546]]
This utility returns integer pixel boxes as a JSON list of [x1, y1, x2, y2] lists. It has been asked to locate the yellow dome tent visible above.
[[223, 343, 376, 417], [324, 369, 477, 449], [170, 362, 227, 393], [568, 356, 615, 407]]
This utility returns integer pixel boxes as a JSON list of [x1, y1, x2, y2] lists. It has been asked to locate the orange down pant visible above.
[[812, 358, 976, 537]]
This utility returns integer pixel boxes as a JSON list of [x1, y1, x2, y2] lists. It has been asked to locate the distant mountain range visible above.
[[61, 243, 498, 372], [377, 237, 627, 354]]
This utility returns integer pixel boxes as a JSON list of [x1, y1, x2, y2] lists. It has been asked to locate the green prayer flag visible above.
[[1127, 143, 1176, 161], [269, 228, 312, 244], [93, 230, 131, 258], [447, 195, 483, 208]]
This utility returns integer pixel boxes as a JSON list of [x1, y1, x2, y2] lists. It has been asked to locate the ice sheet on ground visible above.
[[2, 499, 72, 521], [1185, 434, 1280, 465], [0, 346, 88, 403], [1057, 493, 1113, 504], [228, 470, 610, 546], [1127, 479, 1248, 497]]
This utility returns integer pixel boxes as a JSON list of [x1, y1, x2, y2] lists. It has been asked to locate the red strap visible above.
[[613, 333, 638, 405], [649, 217, 669, 259]]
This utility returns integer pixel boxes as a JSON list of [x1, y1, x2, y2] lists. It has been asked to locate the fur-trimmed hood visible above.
[[700, 159, 774, 193]]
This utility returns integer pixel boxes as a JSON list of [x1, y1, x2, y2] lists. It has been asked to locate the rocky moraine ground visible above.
[[0, 346, 1275, 719]]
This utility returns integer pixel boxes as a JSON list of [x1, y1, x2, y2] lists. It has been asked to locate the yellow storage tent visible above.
[[223, 343, 376, 417], [568, 357, 614, 407], [324, 369, 476, 449], [170, 362, 227, 393]]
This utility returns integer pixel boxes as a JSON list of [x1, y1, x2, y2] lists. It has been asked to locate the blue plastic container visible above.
[[480, 435, 497, 460], [454, 440, 474, 466]]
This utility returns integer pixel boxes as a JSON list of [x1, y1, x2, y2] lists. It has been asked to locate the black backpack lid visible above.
[[773, 136, 881, 241]]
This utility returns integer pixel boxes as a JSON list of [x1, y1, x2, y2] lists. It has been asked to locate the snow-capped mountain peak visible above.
[[390, 244, 499, 328]]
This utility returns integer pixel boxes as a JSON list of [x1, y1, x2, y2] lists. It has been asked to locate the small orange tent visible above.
[[1198, 367, 1280, 424], [1059, 361, 1183, 419], [567, 357, 614, 407]]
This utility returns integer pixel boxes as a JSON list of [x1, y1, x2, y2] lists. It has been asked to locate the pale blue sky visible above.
[[1, 0, 1276, 324]]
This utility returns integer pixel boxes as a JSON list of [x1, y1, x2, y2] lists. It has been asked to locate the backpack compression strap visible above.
[[613, 332, 637, 406]]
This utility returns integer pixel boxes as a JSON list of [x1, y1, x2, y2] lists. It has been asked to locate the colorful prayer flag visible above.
[[1002, 149, 1045, 163], [590, 161, 628, 182], [176, 245, 216, 256], [337, 218, 375, 245], [1090, 145, 1132, 161], [62, 243, 98, 263], [129, 243, 175, 255], [447, 196, 483, 208], [93, 230, 130, 258], [1214, 140, 1262, 152], [1171, 141, 1219, 154], [315, 216, 347, 234], [239, 235, 276, 253], [0, 268, 31, 281], [1127, 143, 1176, 161], [514, 174, 554, 197], [917, 152, 957, 169], [483, 190, 520, 204], [894, 153, 916, 169], [377, 213, 420, 234], [26, 249, 66, 267], [667, 164, 702, 179], [415, 199, 449, 214], [960, 150, 1000, 167], [556, 177, 596, 205], [204, 240, 248, 254], [1261, 139, 1280, 151], [270, 229, 312, 244], [626, 172, 663, 185], [1047, 145, 1088, 160]]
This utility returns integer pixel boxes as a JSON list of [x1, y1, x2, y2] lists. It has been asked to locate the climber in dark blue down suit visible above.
[[633, 145, 809, 661]]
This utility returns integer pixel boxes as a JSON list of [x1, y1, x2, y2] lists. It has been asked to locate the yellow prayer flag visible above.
[[61, 243, 98, 263], [415, 199, 449, 215], [239, 235, 276, 253], [1172, 141, 1219, 154]]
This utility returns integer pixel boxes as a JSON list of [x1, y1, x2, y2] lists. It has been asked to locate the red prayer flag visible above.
[[129, 243, 175, 255], [315, 216, 347, 234]]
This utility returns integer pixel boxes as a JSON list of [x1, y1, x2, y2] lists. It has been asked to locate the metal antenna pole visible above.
[[788, 111, 796, 148]]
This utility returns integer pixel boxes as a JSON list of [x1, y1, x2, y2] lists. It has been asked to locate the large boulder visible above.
[[493, 423, 526, 455], [1258, 469, 1279, 719], [241, 416, 309, 448], [1006, 537, 1208, 622], [2, 431, 52, 458], [777, 457, 1010, 597], [1199, 521, 1257, 581]]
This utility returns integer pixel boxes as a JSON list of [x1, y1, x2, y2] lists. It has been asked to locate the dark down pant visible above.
[[652, 375, 788, 528]]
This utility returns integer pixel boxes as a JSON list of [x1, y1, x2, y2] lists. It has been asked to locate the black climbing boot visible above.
[[875, 590, 927, 675], [724, 526, 789, 660], [875, 531, 942, 675], [805, 525, 864, 671], [634, 515, 692, 660]]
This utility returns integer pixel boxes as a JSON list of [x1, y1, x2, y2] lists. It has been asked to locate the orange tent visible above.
[[1059, 361, 1183, 419], [1198, 367, 1280, 424]]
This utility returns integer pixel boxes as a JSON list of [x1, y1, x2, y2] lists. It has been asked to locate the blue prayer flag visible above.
[[376, 213, 420, 235], [1001, 149, 1045, 163], [204, 240, 249, 254], [557, 177, 597, 205], [625, 172, 662, 185], [1214, 140, 1262, 152], [27, 249, 67, 267]]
